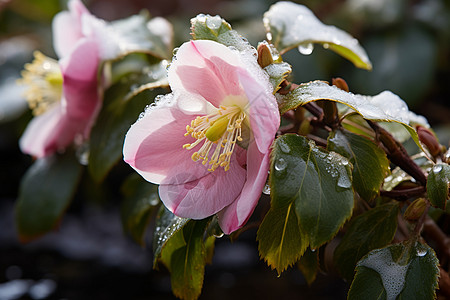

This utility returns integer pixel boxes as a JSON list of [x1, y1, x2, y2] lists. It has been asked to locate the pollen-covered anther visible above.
[[182, 105, 246, 172], [18, 51, 63, 116]]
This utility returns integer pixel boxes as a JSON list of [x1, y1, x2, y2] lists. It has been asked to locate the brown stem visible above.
[[412, 202, 430, 236], [423, 217, 450, 258], [439, 267, 450, 299], [304, 102, 324, 120], [380, 186, 426, 201], [367, 120, 427, 185], [306, 134, 328, 148]]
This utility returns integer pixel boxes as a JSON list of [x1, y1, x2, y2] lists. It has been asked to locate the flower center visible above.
[[183, 105, 246, 172], [18, 51, 63, 116]]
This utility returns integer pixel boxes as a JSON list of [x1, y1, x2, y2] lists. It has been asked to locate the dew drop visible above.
[[432, 164, 443, 173], [262, 183, 271, 195], [206, 15, 222, 30], [444, 151, 450, 163], [416, 248, 427, 257], [337, 175, 351, 189], [214, 233, 224, 238], [149, 195, 159, 206], [298, 43, 314, 55], [274, 158, 287, 171], [278, 141, 290, 153]]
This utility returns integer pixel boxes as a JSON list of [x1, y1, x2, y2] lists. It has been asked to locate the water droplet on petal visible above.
[[298, 43, 314, 55], [432, 164, 443, 173], [214, 233, 224, 238], [274, 158, 287, 171]]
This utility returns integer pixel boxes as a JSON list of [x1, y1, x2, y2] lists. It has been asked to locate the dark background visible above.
[[0, 0, 449, 299]]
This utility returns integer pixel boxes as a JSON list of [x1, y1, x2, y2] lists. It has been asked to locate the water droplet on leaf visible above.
[[278, 141, 290, 153], [274, 158, 287, 171], [432, 164, 443, 173], [298, 43, 314, 55], [416, 248, 427, 257]]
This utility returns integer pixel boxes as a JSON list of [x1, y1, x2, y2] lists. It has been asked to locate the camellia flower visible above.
[[123, 40, 280, 234], [19, 0, 100, 158]]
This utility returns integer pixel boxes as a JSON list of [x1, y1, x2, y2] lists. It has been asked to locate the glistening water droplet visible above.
[[416, 248, 427, 257], [274, 158, 287, 171], [262, 183, 271, 195], [298, 43, 314, 55], [432, 164, 443, 173]]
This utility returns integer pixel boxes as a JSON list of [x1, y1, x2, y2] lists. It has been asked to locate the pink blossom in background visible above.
[[19, 0, 101, 158], [123, 40, 280, 234]]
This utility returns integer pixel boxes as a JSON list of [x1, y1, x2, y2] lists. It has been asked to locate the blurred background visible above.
[[0, 0, 449, 299]]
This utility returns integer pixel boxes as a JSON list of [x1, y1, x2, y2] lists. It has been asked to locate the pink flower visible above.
[[123, 40, 280, 234], [19, 0, 101, 158]]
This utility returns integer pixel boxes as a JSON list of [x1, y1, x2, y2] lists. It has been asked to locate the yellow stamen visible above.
[[182, 105, 246, 172], [18, 51, 63, 116]]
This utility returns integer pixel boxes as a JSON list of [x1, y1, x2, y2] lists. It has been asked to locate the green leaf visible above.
[[271, 134, 354, 249], [328, 130, 390, 201], [190, 14, 232, 41], [16, 152, 82, 242], [348, 242, 439, 300], [168, 219, 210, 300], [263, 2, 372, 70], [88, 77, 163, 182], [298, 248, 319, 285], [120, 173, 160, 246], [257, 203, 306, 274], [109, 13, 172, 59], [258, 134, 353, 273], [190, 14, 256, 53], [333, 202, 399, 280], [277, 80, 428, 151], [427, 164, 450, 210], [153, 207, 189, 267], [264, 62, 292, 93]]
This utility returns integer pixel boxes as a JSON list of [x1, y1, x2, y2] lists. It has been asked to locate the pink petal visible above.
[[169, 40, 244, 108], [60, 38, 100, 121], [19, 103, 84, 158], [123, 103, 211, 184], [218, 143, 270, 234], [159, 147, 246, 219], [238, 69, 280, 154], [52, 0, 89, 58]]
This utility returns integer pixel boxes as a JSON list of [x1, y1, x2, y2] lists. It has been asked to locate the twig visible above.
[[306, 134, 327, 147], [367, 120, 427, 185], [380, 186, 426, 201], [439, 267, 450, 299], [423, 217, 450, 258]]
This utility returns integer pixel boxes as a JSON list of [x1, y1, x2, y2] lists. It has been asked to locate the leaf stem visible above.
[[380, 186, 426, 201], [367, 120, 427, 186]]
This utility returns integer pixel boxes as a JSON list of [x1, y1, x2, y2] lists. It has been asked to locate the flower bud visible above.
[[257, 43, 273, 68], [332, 77, 349, 92], [404, 198, 427, 222], [417, 126, 441, 157]]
